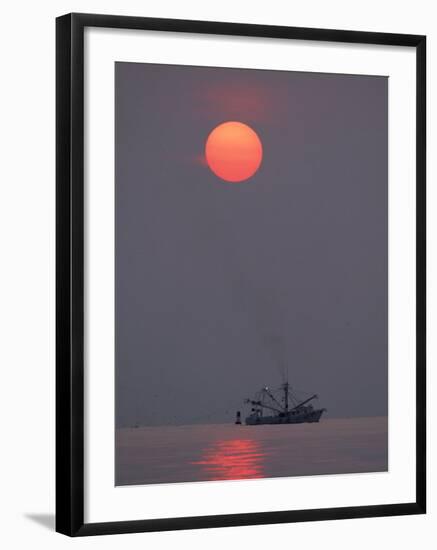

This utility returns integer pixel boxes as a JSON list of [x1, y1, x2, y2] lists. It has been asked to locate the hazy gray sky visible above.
[[115, 62, 388, 427]]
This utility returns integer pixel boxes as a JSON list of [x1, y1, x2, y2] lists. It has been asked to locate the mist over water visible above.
[[115, 416, 388, 486]]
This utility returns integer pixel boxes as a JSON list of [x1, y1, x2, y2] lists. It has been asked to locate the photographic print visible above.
[[114, 62, 388, 487]]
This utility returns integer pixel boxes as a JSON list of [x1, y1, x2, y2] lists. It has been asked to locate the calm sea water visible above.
[[115, 416, 388, 486]]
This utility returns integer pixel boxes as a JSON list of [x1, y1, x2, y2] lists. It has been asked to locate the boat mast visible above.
[[284, 382, 289, 412], [284, 365, 290, 412], [283, 363, 288, 412]]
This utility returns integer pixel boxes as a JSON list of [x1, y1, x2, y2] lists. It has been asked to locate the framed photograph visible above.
[[56, 13, 426, 536]]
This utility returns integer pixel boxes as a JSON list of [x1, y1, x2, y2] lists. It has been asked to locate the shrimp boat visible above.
[[241, 380, 326, 425]]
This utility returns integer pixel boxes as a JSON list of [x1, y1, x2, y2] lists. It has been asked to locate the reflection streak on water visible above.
[[191, 438, 266, 480]]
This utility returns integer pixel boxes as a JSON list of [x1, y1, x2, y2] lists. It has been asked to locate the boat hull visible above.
[[245, 408, 325, 425]]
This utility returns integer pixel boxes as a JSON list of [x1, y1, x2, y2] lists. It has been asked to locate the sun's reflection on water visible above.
[[192, 438, 266, 481]]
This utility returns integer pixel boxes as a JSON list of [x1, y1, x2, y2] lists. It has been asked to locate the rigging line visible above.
[[263, 388, 284, 411]]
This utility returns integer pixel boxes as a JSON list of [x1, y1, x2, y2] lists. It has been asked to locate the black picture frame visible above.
[[56, 12, 426, 537]]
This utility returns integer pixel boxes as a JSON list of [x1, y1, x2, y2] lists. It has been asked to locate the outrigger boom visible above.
[[290, 394, 318, 410]]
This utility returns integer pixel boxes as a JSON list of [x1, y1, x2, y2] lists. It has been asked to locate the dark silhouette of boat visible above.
[[242, 380, 326, 425]]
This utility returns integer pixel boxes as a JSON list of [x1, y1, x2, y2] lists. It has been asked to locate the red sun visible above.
[[205, 121, 263, 183]]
